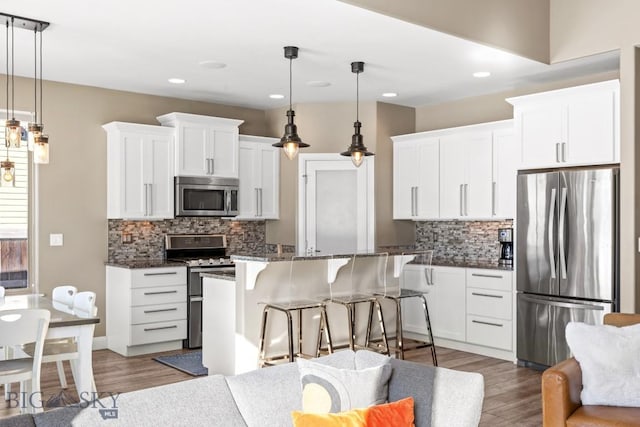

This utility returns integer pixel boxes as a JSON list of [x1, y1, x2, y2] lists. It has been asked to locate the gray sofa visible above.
[[2, 350, 484, 426]]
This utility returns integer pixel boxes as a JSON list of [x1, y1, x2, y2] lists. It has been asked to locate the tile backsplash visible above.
[[108, 218, 266, 263], [415, 220, 514, 263]]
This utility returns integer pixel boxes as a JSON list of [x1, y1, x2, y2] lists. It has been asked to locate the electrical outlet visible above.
[[49, 233, 63, 247]]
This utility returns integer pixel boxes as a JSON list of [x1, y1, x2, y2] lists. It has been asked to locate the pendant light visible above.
[[272, 46, 308, 160], [27, 27, 43, 151], [4, 18, 20, 148], [340, 61, 374, 167], [32, 22, 49, 164], [2, 19, 15, 186]]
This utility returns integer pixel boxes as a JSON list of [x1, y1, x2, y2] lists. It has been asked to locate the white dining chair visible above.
[[0, 309, 50, 413], [23, 290, 97, 391], [52, 285, 77, 308]]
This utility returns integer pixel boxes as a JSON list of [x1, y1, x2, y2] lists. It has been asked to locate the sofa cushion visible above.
[[567, 405, 640, 427], [66, 374, 247, 426], [290, 396, 415, 427], [225, 361, 302, 427], [566, 322, 640, 407], [297, 356, 392, 413]]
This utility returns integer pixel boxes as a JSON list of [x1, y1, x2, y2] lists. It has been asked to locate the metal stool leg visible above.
[[420, 295, 438, 366], [396, 298, 405, 359], [258, 306, 270, 367], [316, 307, 333, 356], [286, 310, 295, 363], [297, 308, 303, 358], [374, 300, 390, 356], [364, 300, 374, 348]]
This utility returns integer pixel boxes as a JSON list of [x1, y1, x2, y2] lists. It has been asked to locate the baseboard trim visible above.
[[93, 336, 108, 351]]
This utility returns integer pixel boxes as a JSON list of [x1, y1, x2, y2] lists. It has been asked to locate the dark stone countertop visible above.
[[105, 259, 186, 269], [430, 259, 513, 271]]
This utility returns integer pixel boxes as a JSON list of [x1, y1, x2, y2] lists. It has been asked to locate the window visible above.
[[0, 115, 31, 290]]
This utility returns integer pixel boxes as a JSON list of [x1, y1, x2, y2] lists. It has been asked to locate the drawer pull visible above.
[[471, 273, 503, 279], [472, 320, 503, 328], [143, 272, 178, 276], [143, 290, 178, 296], [143, 308, 178, 314], [471, 292, 503, 299], [144, 325, 178, 332]]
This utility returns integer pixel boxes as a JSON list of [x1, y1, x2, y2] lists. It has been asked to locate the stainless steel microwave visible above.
[[175, 176, 239, 217]]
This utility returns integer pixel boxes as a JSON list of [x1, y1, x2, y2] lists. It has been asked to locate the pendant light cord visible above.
[[10, 17, 14, 120], [289, 56, 292, 111], [33, 28, 37, 123], [5, 21, 8, 124], [356, 69, 359, 122], [39, 27, 43, 124]]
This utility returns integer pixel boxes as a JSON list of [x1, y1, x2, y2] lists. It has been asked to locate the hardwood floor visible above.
[[1, 347, 543, 425]]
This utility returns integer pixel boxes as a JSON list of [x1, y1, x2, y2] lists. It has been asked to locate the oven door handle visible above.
[[190, 267, 219, 273], [190, 296, 204, 302]]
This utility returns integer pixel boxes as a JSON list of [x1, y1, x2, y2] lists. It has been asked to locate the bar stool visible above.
[[374, 251, 437, 365], [257, 258, 333, 367], [324, 253, 389, 355]]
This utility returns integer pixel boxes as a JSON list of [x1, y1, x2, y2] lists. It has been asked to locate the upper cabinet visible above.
[[103, 122, 175, 220], [392, 136, 439, 220], [392, 120, 516, 221], [507, 80, 619, 169], [156, 113, 244, 178], [237, 135, 280, 220]]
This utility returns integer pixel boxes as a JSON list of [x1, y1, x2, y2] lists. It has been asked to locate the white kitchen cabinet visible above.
[[492, 128, 518, 219], [237, 135, 280, 219], [392, 136, 439, 220], [439, 131, 493, 219], [103, 122, 175, 220], [156, 112, 244, 178], [508, 79, 619, 169], [401, 265, 466, 342], [465, 269, 513, 351], [106, 265, 188, 357]]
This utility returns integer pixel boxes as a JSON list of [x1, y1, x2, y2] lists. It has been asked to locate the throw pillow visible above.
[[297, 357, 392, 413], [565, 321, 640, 406], [291, 396, 415, 427]]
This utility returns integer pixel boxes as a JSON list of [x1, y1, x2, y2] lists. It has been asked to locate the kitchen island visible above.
[[201, 251, 418, 375]]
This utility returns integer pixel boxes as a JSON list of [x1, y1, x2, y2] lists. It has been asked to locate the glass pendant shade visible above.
[[1, 159, 15, 186], [34, 134, 49, 164], [27, 123, 42, 151], [5, 119, 21, 148]]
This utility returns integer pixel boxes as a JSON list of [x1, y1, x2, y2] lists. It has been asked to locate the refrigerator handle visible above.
[[519, 294, 605, 310], [559, 187, 568, 280], [459, 184, 464, 216], [548, 188, 557, 279]]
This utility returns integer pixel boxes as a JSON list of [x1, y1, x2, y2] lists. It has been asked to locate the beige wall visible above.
[[340, 0, 550, 63], [5, 76, 266, 337], [375, 102, 415, 246]]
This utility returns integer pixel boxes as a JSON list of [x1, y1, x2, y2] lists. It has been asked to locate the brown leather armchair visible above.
[[542, 313, 640, 426]]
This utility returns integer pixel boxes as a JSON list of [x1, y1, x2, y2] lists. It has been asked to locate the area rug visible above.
[[153, 351, 208, 376]]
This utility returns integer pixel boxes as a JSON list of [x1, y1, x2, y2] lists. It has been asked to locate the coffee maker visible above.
[[498, 228, 513, 265]]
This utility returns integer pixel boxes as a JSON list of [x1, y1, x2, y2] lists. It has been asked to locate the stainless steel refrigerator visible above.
[[516, 166, 619, 368]]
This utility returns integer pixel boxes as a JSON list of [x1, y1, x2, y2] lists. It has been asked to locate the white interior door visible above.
[[298, 154, 374, 255]]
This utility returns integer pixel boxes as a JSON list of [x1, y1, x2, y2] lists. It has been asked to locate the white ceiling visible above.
[[2, 0, 619, 110]]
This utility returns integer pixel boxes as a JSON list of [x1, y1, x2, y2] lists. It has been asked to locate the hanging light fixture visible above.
[[27, 27, 42, 151], [341, 61, 374, 168], [272, 46, 308, 160], [4, 17, 20, 148], [32, 20, 48, 164]]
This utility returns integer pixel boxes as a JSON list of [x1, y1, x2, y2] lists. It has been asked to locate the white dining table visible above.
[[0, 294, 100, 399]]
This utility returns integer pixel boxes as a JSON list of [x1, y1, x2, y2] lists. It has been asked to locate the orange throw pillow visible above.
[[291, 397, 415, 427]]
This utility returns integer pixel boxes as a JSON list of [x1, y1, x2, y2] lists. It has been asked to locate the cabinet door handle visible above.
[[143, 290, 178, 295], [410, 186, 416, 216], [414, 187, 418, 216], [143, 184, 149, 216], [471, 292, 503, 299], [464, 184, 469, 216], [148, 183, 153, 216], [259, 188, 263, 217], [556, 143, 561, 163], [492, 182, 496, 216], [143, 272, 178, 276], [210, 158, 215, 175], [471, 273, 504, 279], [472, 320, 503, 328], [255, 188, 259, 216], [459, 184, 464, 216], [562, 142, 567, 162], [144, 308, 178, 314], [144, 325, 178, 332]]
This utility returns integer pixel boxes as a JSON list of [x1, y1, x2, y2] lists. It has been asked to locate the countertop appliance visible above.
[[165, 234, 235, 349], [498, 228, 513, 266], [516, 166, 619, 368], [175, 176, 239, 217]]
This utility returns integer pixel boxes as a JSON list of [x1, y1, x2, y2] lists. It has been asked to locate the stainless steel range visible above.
[[165, 234, 235, 349]]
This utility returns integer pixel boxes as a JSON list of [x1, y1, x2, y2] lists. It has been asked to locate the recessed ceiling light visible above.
[[168, 78, 186, 84], [199, 60, 227, 69], [382, 92, 398, 98], [269, 94, 285, 99], [306, 80, 331, 87], [473, 71, 491, 78]]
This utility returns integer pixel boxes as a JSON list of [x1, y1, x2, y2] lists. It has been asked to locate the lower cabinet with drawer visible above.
[[106, 265, 187, 357], [401, 265, 514, 361]]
